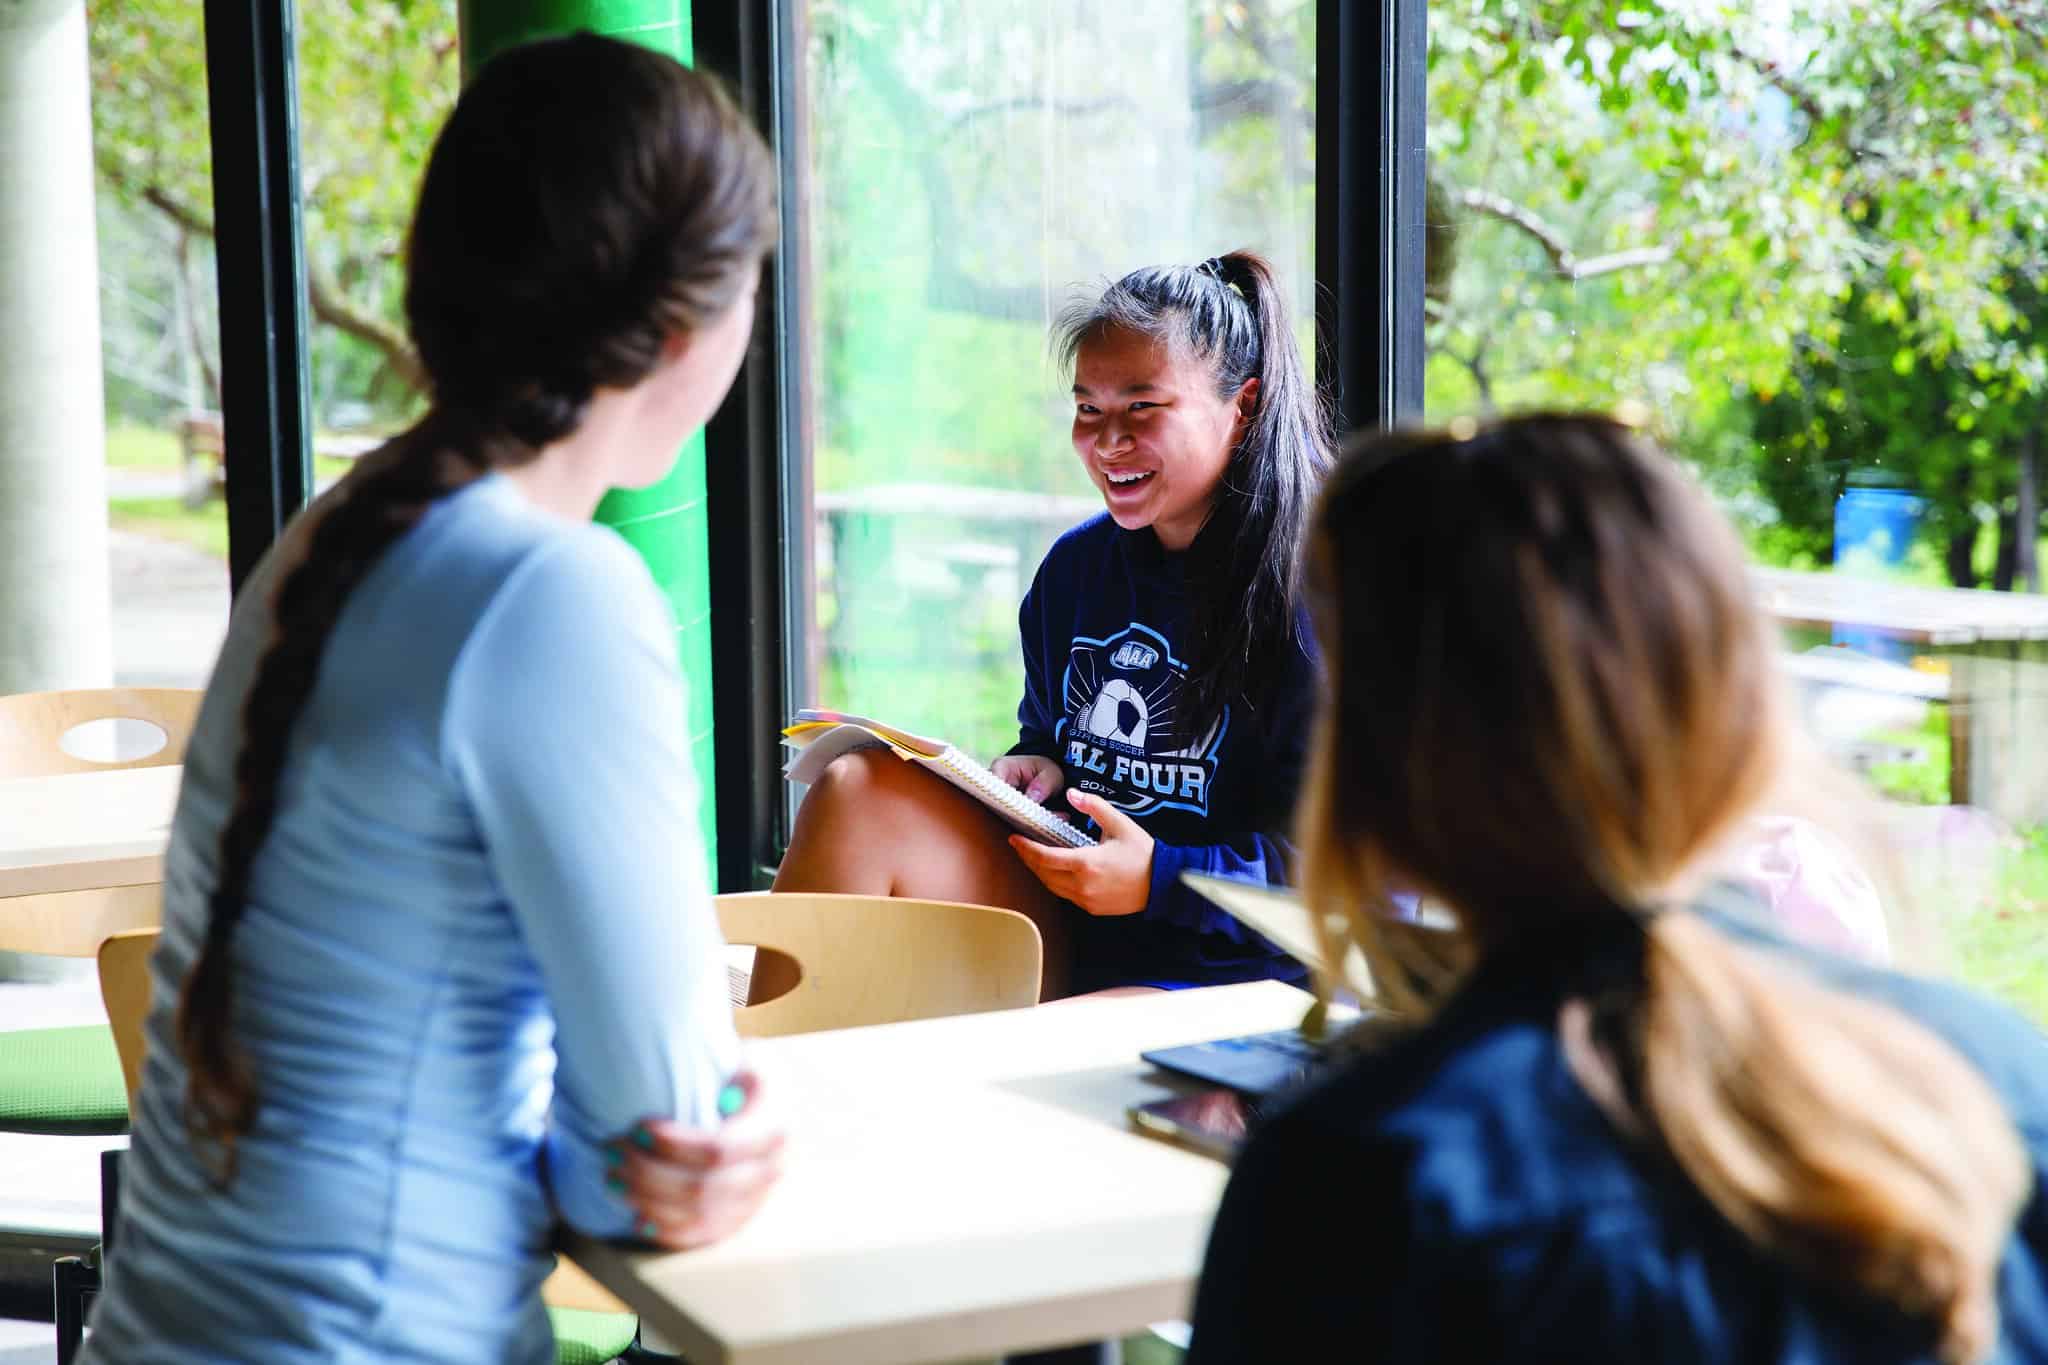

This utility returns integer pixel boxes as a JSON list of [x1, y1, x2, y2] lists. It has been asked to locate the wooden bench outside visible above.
[[176, 410, 384, 508], [1757, 567, 2048, 824]]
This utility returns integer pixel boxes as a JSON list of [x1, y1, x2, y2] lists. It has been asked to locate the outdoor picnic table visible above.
[[1754, 567, 2048, 823]]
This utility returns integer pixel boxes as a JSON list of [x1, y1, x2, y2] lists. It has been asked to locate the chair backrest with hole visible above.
[[716, 892, 1041, 1038], [97, 928, 160, 1116], [0, 689, 201, 777]]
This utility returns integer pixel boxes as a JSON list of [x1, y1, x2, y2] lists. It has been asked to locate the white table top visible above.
[[0, 766, 181, 898], [1755, 565, 2048, 645], [566, 979, 1315, 1365]]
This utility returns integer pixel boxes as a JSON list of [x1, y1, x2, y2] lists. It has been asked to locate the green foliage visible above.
[[1424, 0, 2048, 585], [88, 0, 457, 419]]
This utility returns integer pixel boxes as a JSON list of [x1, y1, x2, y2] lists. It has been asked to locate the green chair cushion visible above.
[[0, 1024, 129, 1135], [549, 1306, 641, 1365]]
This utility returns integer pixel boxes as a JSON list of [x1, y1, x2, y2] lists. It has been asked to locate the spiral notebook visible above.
[[782, 709, 1097, 849]]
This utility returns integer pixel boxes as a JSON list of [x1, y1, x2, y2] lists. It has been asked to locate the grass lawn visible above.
[[1947, 830, 2048, 1025], [106, 422, 356, 561], [107, 422, 183, 469], [1862, 707, 2048, 1023], [110, 495, 229, 560]]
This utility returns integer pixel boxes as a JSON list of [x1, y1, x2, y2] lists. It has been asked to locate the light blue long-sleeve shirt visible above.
[[80, 473, 739, 1364]]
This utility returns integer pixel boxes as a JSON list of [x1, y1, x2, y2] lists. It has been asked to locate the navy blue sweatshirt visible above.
[[1190, 900, 2048, 1363], [1011, 513, 1315, 992]]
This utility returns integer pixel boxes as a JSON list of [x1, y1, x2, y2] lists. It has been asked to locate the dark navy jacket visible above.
[[1012, 514, 1315, 992], [1189, 905, 2048, 1363]]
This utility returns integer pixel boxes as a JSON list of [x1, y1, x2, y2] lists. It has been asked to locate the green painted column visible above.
[[457, 2, 718, 881]]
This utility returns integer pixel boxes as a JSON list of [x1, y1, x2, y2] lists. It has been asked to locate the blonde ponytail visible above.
[[1635, 914, 2029, 1364], [1300, 414, 2035, 1359]]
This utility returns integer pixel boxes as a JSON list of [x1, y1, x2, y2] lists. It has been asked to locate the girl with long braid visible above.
[[80, 35, 779, 1363]]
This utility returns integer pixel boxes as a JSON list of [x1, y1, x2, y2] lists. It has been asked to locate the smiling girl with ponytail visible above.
[[772, 249, 1335, 998]]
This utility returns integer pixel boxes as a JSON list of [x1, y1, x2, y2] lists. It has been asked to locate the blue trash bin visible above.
[[1833, 481, 1926, 663]]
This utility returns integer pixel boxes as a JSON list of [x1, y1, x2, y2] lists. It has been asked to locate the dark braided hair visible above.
[[178, 32, 777, 1172], [1053, 250, 1334, 735]]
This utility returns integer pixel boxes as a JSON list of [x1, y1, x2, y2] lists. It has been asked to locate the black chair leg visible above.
[[53, 1254, 99, 1365], [101, 1148, 122, 1257], [52, 1147, 122, 1364], [1005, 1342, 1124, 1365], [622, 1323, 689, 1363]]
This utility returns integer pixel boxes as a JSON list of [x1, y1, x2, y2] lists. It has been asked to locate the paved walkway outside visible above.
[[110, 528, 229, 690]]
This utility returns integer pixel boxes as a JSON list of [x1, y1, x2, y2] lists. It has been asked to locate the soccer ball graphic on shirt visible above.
[[1058, 622, 1226, 816], [1077, 677, 1149, 748]]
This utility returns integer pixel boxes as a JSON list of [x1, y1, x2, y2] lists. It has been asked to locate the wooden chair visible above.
[[718, 891, 1042, 1037], [47, 930, 160, 1362], [96, 929, 156, 1115], [0, 688, 200, 776], [0, 689, 195, 1138]]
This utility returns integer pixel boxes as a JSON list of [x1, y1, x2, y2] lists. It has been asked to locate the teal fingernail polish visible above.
[[640, 1221, 660, 1240], [603, 1147, 624, 1169], [717, 1082, 746, 1118], [605, 1175, 625, 1194], [633, 1127, 654, 1150]]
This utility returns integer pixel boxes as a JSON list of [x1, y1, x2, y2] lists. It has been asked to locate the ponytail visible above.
[[178, 424, 492, 1174], [1054, 250, 1334, 735], [1185, 250, 1332, 733], [1625, 914, 2028, 1364], [1300, 415, 2033, 1361]]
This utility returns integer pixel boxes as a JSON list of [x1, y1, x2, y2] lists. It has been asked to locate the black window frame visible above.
[[211, 0, 1428, 885], [694, 0, 807, 892], [204, 0, 316, 595], [1318, 0, 1427, 434]]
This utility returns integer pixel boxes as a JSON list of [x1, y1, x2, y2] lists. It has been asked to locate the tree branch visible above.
[[134, 182, 213, 238], [122, 175, 426, 397], [1454, 188, 1675, 281], [306, 263, 426, 395], [1726, 43, 1829, 132], [1429, 315, 1497, 412], [944, 94, 1131, 134], [174, 229, 220, 407]]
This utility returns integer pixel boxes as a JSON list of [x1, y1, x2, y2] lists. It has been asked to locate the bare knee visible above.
[[804, 748, 925, 808], [778, 749, 985, 896]]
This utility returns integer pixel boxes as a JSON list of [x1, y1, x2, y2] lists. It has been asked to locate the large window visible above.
[[786, 0, 1317, 763], [82, 1, 458, 698], [1424, 2, 2048, 1018]]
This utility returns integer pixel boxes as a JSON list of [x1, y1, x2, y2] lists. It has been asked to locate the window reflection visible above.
[[793, 0, 1317, 762]]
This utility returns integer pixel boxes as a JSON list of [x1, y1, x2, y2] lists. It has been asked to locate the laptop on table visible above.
[[1139, 872, 1359, 1096], [1130, 874, 1452, 1157]]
